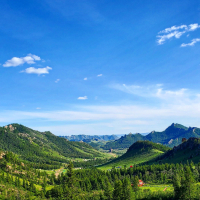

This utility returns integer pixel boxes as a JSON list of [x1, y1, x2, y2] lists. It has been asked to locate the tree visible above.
[[122, 177, 134, 200], [113, 180, 123, 200], [132, 176, 139, 192], [173, 172, 181, 199], [104, 177, 112, 200], [180, 166, 196, 200]]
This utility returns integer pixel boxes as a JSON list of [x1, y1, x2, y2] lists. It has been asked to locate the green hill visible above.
[[0, 124, 105, 166], [154, 137, 200, 164], [102, 123, 200, 150], [103, 133, 144, 150], [99, 141, 171, 170]]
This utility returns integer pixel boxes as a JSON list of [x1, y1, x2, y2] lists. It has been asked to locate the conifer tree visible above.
[[122, 177, 134, 200], [104, 177, 113, 200], [173, 172, 181, 199], [132, 175, 139, 192], [113, 180, 123, 200]]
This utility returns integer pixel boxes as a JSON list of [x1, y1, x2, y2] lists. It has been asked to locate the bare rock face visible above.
[[0, 152, 5, 160], [182, 138, 187, 143], [168, 139, 173, 144], [4, 124, 16, 132]]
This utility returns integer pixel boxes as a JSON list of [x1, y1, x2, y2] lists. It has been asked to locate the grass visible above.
[[141, 184, 173, 192]]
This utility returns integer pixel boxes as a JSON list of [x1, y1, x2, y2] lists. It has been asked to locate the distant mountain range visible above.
[[103, 123, 200, 149], [59, 134, 119, 142]]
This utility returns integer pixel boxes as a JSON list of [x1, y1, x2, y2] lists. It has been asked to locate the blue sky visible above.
[[1, 0, 200, 135]]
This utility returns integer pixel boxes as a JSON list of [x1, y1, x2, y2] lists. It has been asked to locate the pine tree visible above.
[[173, 172, 181, 199], [180, 166, 196, 200], [132, 175, 139, 192], [122, 177, 135, 200], [104, 177, 112, 200], [113, 180, 123, 200]]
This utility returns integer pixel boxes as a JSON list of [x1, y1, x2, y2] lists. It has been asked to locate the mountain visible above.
[[59, 134, 119, 141], [102, 123, 200, 149], [0, 124, 105, 166], [99, 141, 171, 169], [154, 137, 200, 164], [103, 133, 144, 150]]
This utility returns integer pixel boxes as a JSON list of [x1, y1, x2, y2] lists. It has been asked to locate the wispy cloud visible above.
[[77, 96, 88, 100], [97, 74, 102, 77], [3, 54, 41, 67], [157, 23, 200, 45], [55, 79, 60, 83], [1, 83, 200, 135], [1, 91, 200, 135], [83, 77, 87, 80], [36, 107, 41, 110], [181, 38, 200, 47], [111, 83, 188, 102], [21, 66, 52, 75]]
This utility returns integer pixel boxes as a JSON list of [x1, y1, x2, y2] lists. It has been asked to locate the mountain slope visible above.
[[0, 124, 104, 165], [103, 133, 144, 150], [154, 137, 200, 164], [99, 141, 171, 169], [102, 123, 200, 149]]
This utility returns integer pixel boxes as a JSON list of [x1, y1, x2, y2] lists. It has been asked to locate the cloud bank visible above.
[[1, 84, 200, 135]]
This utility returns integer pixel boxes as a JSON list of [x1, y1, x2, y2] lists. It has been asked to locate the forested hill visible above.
[[99, 141, 171, 169], [155, 137, 200, 164], [103, 123, 200, 149], [60, 134, 118, 141], [0, 124, 104, 165], [103, 133, 144, 150]]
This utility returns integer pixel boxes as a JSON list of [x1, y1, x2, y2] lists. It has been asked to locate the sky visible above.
[[1, 0, 200, 135]]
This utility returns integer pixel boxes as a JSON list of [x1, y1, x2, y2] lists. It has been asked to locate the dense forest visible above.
[[1, 150, 200, 199], [0, 124, 105, 169]]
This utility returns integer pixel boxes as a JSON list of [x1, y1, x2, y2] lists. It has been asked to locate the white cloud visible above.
[[181, 38, 200, 47], [21, 66, 52, 75], [189, 23, 200, 31], [77, 96, 88, 100], [1, 84, 200, 135], [83, 77, 87, 80], [55, 79, 60, 83], [111, 83, 189, 102], [157, 23, 200, 45], [97, 74, 102, 77], [158, 25, 187, 34], [3, 54, 41, 67], [36, 107, 41, 110]]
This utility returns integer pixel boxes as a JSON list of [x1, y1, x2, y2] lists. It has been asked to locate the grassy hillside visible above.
[[0, 124, 105, 166], [99, 141, 171, 170], [102, 123, 200, 150]]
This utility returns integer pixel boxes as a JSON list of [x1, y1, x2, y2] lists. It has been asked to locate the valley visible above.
[[1, 123, 200, 199]]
